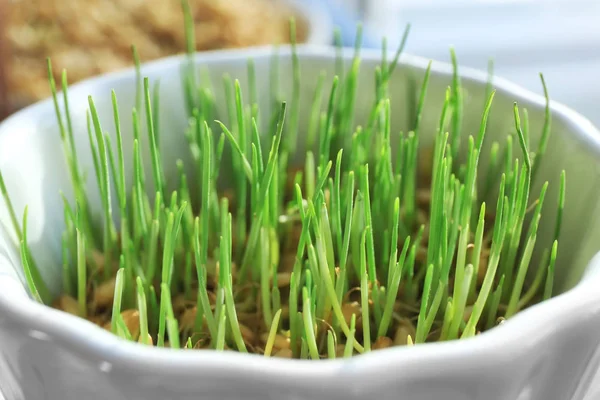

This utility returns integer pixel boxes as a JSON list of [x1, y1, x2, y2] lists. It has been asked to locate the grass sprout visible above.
[[0, 1, 565, 359]]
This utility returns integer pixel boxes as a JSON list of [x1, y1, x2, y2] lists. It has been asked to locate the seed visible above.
[[236, 294, 255, 312], [273, 348, 293, 358], [104, 309, 140, 340], [88, 315, 108, 327], [276, 272, 291, 287], [172, 295, 188, 315], [93, 277, 116, 308], [237, 312, 258, 325], [393, 321, 416, 346], [341, 301, 361, 327], [207, 291, 217, 305], [89, 249, 105, 270], [239, 323, 256, 344], [89, 249, 116, 274], [138, 333, 153, 346], [179, 307, 198, 332], [194, 337, 212, 349], [121, 309, 141, 340], [373, 336, 393, 350], [53, 295, 81, 316], [260, 333, 290, 350]]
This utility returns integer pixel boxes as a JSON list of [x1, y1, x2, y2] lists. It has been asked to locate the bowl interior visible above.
[[0, 46, 599, 299]]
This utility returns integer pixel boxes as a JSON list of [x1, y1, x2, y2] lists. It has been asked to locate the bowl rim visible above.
[[1, 45, 600, 386]]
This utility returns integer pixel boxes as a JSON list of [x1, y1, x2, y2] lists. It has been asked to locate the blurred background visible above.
[[1, 0, 600, 123], [338, 0, 600, 128]]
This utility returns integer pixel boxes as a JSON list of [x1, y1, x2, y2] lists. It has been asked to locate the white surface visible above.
[[358, 0, 600, 128]]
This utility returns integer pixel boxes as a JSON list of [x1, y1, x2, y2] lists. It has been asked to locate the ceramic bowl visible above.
[[1, 46, 600, 400]]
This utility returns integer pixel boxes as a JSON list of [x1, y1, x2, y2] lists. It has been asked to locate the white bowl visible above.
[[1, 46, 600, 400]]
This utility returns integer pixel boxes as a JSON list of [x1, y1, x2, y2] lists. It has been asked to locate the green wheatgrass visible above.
[[0, 1, 566, 358]]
